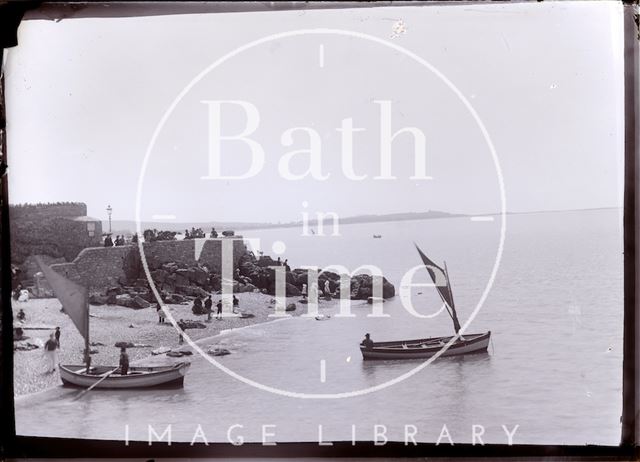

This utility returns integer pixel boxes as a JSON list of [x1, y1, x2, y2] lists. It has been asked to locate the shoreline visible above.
[[12, 293, 331, 397]]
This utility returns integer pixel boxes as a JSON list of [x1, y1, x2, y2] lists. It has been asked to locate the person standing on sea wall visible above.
[[43, 333, 59, 373], [54, 327, 61, 347]]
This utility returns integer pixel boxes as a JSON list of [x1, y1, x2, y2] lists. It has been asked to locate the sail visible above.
[[414, 244, 462, 333], [36, 257, 89, 340]]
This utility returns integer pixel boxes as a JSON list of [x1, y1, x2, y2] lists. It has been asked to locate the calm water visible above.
[[15, 209, 623, 445]]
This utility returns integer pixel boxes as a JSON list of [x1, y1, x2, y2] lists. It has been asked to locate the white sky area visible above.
[[4, 2, 625, 223]]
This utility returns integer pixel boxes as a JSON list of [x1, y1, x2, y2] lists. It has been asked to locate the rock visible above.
[[167, 351, 185, 357], [207, 347, 231, 356], [151, 269, 168, 283], [238, 312, 255, 318], [234, 283, 255, 293], [174, 270, 189, 286], [106, 294, 118, 305], [349, 274, 396, 300], [90, 341, 105, 346], [165, 293, 187, 304], [89, 294, 108, 305], [180, 320, 206, 329], [131, 296, 151, 309], [286, 303, 297, 312], [14, 341, 39, 351], [114, 341, 135, 348], [176, 285, 208, 298], [152, 346, 171, 355], [286, 283, 301, 296], [189, 267, 209, 286], [106, 286, 124, 296]]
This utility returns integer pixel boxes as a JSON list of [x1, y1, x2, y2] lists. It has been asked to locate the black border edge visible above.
[[0, 1, 638, 459], [622, 0, 639, 450], [0, 37, 16, 461]]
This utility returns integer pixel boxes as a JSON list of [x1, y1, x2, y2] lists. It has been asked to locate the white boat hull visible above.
[[59, 362, 191, 389], [360, 332, 491, 360]]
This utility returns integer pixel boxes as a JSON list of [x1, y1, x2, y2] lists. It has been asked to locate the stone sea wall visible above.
[[50, 238, 247, 292]]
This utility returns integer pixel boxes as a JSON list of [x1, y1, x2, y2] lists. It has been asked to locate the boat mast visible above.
[[84, 295, 91, 373], [443, 261, 462, 334]]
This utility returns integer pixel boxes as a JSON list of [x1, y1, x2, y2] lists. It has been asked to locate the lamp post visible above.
[[106, 204, 112, 234]]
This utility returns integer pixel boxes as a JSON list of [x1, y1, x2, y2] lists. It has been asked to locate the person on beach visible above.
[[324, 279, 331, 296], [192, 296, 203, 315], [54, 326, 61, 347], [156, 303, 165, 323], [301, 283, 308, 300], [104, 235, 113, 247], [17, 308, 26, 322], [43, 333, 59, 373], [284, 259, 290, 271], [178, 319, 185, 344], [277, 257, 282, 266], [361, 333, 374, 350], [131, 233, 139, 244], [210, 227, 218, 238], [119, 347, 130, 375], [216, 300, 223, 320], [13, 284, 22, 301], [204, 296, 213, 321], [232, 295, 239, 314]]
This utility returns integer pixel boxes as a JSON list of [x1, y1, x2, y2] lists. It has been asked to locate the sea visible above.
[[14, 208, 624, 446]]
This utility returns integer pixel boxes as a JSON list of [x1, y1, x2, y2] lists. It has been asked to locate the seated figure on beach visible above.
[[192, 297, 204, 315], [119, 347, 129, 375], [360, 333, 374, 349], [210, 227, 218, 238], [17, 308, 26, 321]]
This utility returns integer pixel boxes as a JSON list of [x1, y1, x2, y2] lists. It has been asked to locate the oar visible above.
[[73, 367, 118, 401]]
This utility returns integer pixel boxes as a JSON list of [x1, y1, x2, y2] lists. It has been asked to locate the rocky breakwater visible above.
[[88, 248, 395, 310], [89, 261, 225, 308]]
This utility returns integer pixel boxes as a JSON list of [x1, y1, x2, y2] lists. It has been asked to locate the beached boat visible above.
[[36, 257, 191, 389], [59, 362, 191, 389], [360, 245, 491, 360]]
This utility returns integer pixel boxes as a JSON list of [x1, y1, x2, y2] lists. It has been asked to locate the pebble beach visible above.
[[12, 292, 308, 397]]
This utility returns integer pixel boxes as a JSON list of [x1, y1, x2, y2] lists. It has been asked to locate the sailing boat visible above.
[[36, 258, 190, 388], [359, 245, 491, 360]]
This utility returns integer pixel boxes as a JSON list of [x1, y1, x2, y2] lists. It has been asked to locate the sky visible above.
[[3, 1, 625, 224]]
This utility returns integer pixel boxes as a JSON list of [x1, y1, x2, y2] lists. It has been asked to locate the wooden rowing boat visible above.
[[359, 244, 491, 361], [59, 362, 191, 389], [36, 257, 192, 390], [360, 332, 490, 360]]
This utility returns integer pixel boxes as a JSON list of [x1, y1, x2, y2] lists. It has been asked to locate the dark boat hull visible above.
[[360, 331, 491, 360], [59, 362, 191, 389]]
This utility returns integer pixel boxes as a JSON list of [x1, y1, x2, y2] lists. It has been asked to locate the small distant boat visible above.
[[60, 362, 191, 389], [373, 234, 382, 239], [360, 244, 491, 360]]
